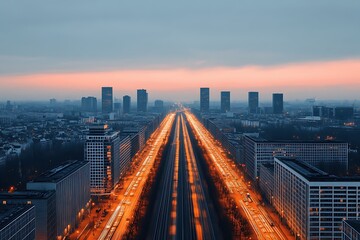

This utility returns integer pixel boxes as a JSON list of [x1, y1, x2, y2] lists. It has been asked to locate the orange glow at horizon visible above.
[[1, 59, 360, 100]]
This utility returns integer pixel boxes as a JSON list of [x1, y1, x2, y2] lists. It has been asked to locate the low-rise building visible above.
[[0, 191, 56, 240], [27, 161, 90, 239], [0, 204, 36, 240]]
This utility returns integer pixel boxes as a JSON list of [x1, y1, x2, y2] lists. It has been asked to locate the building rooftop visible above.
[[261, 163, 275, 170], [28, 161, 88, 183], [245, 135, 346, 144], [0, 204, 34, 230], [276, 157, 360, 182], [0, 190, 55, 200]]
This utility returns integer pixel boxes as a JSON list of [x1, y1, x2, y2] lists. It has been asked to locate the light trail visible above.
[[184, 110, 289, 240], [98, 113, 176, 240]]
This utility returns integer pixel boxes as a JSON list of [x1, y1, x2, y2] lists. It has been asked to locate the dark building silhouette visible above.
[[102, 87, 113, 113], [123, 95, 131, 114], [221, 91, 230, 113], [200, 87, 210, 112], [81, 96, 97, 112], [154, 100, 164, 112], [137, 89, 148, 112], [335, 107, 354, 120], [272, 93, 284, 114], [248, 92, 259, 114], [114, 102, 121, 114], [313, 106, 334, 118]]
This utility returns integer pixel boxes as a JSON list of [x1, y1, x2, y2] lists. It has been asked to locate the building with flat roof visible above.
[[343, 220, 360, 240], [200, 87, 210, 112], [248, 91, 259, 114], [244, 135, 348, 180], [27, 161, 90, 239], [0, 204, 35, 240], [272, 93, 283, 114], [81, 96, 97, 112], [85, 124, 120, 195], [274, 157, 360, 240], [123, 95, 131, 114], [137, 89, 148, 112], [220, 91, 230, 113], [0, 191, 56, 240], [102, 87, 113, 113]]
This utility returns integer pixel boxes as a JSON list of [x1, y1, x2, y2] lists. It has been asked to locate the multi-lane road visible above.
[[148, 113, 219, 240], [94, 109, 292, 239], [185, 110, 291, 240], [97, 113, 175, 240]]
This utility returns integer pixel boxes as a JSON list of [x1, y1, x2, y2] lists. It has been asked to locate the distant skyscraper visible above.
[[248, 92, 259, 114], [102, 87, 113, 113], [200, 87, 210, 112], [154, 100, 164, 112], [123, 95, 131, 114], [85, 125, 120, 195], [272, 93, 283, 114], [81, 96, 97, 112], [137, 89, 148, 112], [220, 91, 230, 113]]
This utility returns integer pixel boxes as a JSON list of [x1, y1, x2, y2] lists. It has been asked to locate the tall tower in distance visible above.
[[273, 93, 284, 114], [221, 91, 230, 113], [123, 95, 131, 114], [200, 87, 210, 112], [248, 92, 259, 114], [102, 87, 113, 113], [137, 89, 148, 112]]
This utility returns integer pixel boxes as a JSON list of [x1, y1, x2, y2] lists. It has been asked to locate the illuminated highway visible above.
[[184, 110, 289, 240], [97, 113, 175, 240], [148, 112, 219, 240]]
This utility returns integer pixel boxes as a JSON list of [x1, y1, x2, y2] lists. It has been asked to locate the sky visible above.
[[0, 1, 360, 102]]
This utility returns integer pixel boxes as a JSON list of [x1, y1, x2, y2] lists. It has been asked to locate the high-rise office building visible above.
[[0, 204, 36, 240], [243, 135, 348, 180], [137, 89, 148, 112], [200, 87, 210, 112], [273, 157, 360, 240], [85, 124, 120, 195], [248, 92, 259, 114], [220, 91, 230, 113], [123, 95, 131, 114], [102, 87, 113, 113], [81, 96, 97, 112], [27, 161, 90, 239], [272, 93, 283, 114]]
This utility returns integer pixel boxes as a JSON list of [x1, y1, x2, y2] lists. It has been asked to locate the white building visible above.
[[273, 157, 360, 240], [85, 124, 120, 195], [244, 135, 348, 180]]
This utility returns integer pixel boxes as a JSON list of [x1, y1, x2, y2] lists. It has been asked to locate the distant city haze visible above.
[[0, 1, 360, 101], [1, 59, 360, 101]]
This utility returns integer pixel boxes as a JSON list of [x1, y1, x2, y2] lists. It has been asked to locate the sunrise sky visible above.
[[0, 1, 360, 101]]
